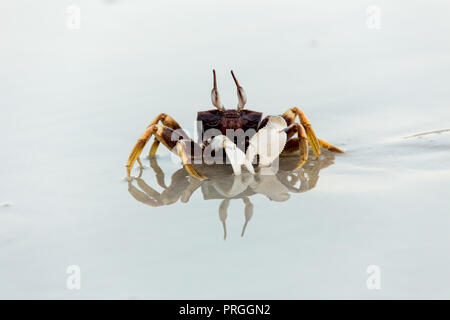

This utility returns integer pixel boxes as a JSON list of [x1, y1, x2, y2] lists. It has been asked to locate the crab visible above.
[[126, 70, 343, 180]]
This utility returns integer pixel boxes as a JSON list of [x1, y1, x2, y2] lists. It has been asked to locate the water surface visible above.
[[1, 0, 450, 299]]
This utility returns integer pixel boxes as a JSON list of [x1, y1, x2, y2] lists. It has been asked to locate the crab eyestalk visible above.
[[231, 70, 247, 111], [211, 69, 225, 112]]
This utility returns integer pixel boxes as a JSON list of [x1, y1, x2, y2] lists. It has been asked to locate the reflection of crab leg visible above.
[[283, 123, 309, 169], [136, 158, 143, 168], [126, 124, 205, 180], [128, 183, 160, 206], [277, 169, 311, 193], [128, 166, 192, 207], [149, 158, 167, 188], [127, 168, 161, 206], [181, 177, 203, 203], [149, 156, 202, 202]]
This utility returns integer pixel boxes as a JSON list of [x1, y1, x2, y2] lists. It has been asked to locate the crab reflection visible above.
[[128, 152, 335, 239]]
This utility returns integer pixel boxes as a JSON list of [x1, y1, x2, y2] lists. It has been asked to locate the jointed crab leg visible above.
[[283, 123, 309, 169], [149, 140, 160, 158], [126, 113, 184, 178], [281, 138, 301, 155], [176, 140, 208, 181], [145, 113, 183, 158], [318, 138, 344, 153], [147, 112, 181, 129], [281, 107, 322, 158], [126, 123, 205, 180], [282, 137, 344, 155], [126, 125, 157, 178]]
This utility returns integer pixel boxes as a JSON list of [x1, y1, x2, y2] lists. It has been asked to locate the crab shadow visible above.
[[127, 152, 336, 239]]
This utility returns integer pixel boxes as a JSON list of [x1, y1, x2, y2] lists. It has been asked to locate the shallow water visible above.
[[1, 0, 450, 299]]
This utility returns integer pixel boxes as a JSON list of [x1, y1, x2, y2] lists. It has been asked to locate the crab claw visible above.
[[246, 116, 288, 167], [210, 135, 255, 175]]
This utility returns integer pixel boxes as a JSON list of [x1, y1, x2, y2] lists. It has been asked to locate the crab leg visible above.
[[282, 137, 343, 155], [126, 113, 185, 177], [145, 113, 184, 158], [149, 140, 160, 158], [283, 123, 309, 169], [147, 112, 181, 130], [281, 107, 321, 158], [176, 140, 208, 181], [318, 138, 344, 153], [126, 124, 205, 180], [126, 125, 157, 178], [281, 138, 301, 155]]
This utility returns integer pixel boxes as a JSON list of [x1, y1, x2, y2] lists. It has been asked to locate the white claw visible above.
[[210, 135, 255, 175], [246, 116, 288, 167]]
